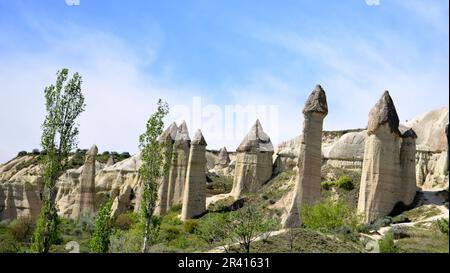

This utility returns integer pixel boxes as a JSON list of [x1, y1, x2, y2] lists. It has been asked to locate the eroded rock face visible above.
[[230, 120, 274, 198], [181, 130, 207, 221], [155, 122, 178, 215], [401, 129, 418, 206], [282, 85, 328, 228], [275, 107, 449, 189], [0, 156, 43, 221], [71, 145, 98, 219], [217, 147, 231, 167], [358, 92, 417, 223], [167, 121, 191, 207], [406, 107, 448, 152]]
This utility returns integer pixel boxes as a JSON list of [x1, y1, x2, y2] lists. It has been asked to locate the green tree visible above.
[[300, 198, 361, 233], [32, 68, 85, 253], [139, 99, 170, 253], [89, 199, 114, 253], [228, 205, 275, 253], [196, 213, 229, 247]]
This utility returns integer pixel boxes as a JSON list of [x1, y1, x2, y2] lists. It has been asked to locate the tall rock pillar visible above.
[[167, 121, 190, 208], [358, 91, 403, 223], [282, 85, 328, 228], [72, 144, 98, 219], [181, 130, 207, 221], [230, 120, 274, 198], [400, 129, 418, 206], [155, 122, 178, 215]]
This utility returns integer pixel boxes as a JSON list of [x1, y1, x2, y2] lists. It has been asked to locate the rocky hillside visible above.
[[0, 107, 448, 255]]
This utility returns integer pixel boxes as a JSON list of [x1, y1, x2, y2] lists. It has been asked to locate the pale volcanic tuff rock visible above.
[[105, 155, 115, 167], [0, 156, 43, 221], [217, 147, 231, 167], [71, 145, 98, 219], [400, 129, 419, 206], [97, 154, 141, 215], [406, 107, 448, 152], [282, 85, 328, 228], [181, 130, 207, 221], [358, 91, 418, 223], [167, 121, 191, 207], [230, 120, 274, 198], [154, 122, 178, 215]]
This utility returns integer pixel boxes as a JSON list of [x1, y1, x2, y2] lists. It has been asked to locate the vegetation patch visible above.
[[250, 228, 364, 253], [206, 175, 233, 195]]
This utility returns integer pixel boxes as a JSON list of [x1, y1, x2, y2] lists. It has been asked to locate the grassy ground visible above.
[[250, 228, 365, 253], [396, 226, 449, 253]]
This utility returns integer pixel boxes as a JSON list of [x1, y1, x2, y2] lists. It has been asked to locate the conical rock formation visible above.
[[282, 85, 328, 228], [231, 120, 274, 198], [181, 130, 207, 220]]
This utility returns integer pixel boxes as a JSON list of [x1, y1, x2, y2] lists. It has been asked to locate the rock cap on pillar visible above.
[[236, 119, 274, 153], [192, 129, 207, 146], [160, 122, 178, 143], [368, 91, 401, 136], [303, 84, 328, 115], [87, 144, 98, 156], [174, 121, 191, 147], [402, 128, 418, 139]]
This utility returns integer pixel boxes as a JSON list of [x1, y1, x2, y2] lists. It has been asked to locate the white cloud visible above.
[[248, 26, 448, 132]]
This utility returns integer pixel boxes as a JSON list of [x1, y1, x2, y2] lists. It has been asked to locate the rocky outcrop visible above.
[[282, 85, 328, 228], [96, 154, 141, 215], [0, 156, 43, 221], [181, 130, 207, 221], [155, 122, 178, 215], [400, 129, 418, 206], [105, 155, 115, 167], [217, 147, 230, 168], [230, 120, 274, 198], [406, 107, 448, 152], [358, 91, 417, 223], [167, 121, 191, 207], [275, 107, 449, 189], [71, 145, 98, 219]]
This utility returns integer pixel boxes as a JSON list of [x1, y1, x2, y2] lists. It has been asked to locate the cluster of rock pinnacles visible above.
[[74, 85, 419, 224]]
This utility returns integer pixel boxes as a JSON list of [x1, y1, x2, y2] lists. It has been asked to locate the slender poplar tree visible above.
[[31, 68, 85, 253], [139, 99, 170, 253]]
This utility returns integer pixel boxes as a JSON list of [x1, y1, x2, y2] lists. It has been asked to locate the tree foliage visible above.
[[227, 205, 276, 253], [31, 68, 85, 253], [300, 198, 361, 233], [89, 199, 114, 253], [138, 99, 170, 252]]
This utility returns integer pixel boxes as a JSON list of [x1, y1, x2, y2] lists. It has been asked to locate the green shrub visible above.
[[0, 233, 20, 253], [183, 219, 199, 234], [196, 213, 229, 246], [379, 231, 398, 253], [162, 226, 182, 241], [321, 181, 334, 190], [434, 218, 449, 236], [115, 213, 135, 230], [109, 226, 144, 253], [8, 217, 34, 243], [335, 176, 354, 191], [78, 212, 96, 233], [17, 151, 28, 157], [300, 198, 361, 233]]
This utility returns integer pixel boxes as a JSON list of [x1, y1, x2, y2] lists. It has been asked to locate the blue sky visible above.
[[0, 0, 448, 162]]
